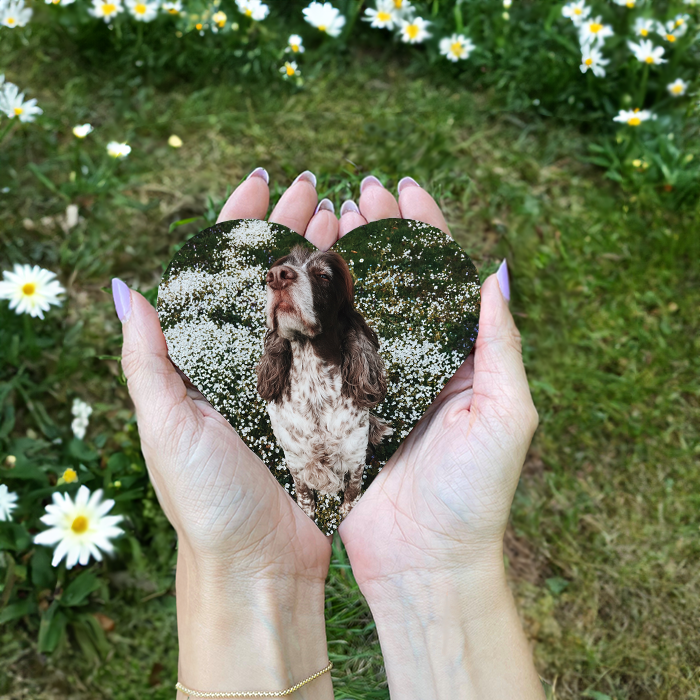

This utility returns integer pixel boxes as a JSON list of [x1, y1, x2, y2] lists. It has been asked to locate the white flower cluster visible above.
[[0, 0, 31, 28], [0, 75, 41, 123], [71, 398, 93, 440], [561, 1, 692, 124]]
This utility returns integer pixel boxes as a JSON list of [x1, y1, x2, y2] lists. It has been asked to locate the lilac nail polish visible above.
[[112, 278, 132, 322], [340, 200, 359, 216], [496, 259, 510, 302], [397, 176, 420, 194], [246, 167, 269, 184], [360, 175, 383, 193], [314, 198, 334, 215], [292, 170, 317, 188]]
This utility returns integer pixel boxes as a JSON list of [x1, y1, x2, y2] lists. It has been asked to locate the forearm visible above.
[[362, 557, 545, 700], [175, 543, 333, 700]]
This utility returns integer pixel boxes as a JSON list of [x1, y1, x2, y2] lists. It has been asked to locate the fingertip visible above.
[[398, 185, 451, 236], [216, 171, 270, 223]]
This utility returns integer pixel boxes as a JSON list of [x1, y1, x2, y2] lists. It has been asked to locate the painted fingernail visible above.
[[314, 198, 334, 215], [340, 199, 359, 216], [496, 259, 510, 302], [360, 175, 383, 193], [292, 170, 317, 188], [397, 176, 420, 194], [112, 278, 132, 322], [246, 167, 269, 184]]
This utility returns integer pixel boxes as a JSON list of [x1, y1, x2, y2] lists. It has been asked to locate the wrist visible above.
[[175, 547, 332, 700]]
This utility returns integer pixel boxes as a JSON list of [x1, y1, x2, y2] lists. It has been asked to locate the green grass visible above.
[[1, 30, 699, 700]]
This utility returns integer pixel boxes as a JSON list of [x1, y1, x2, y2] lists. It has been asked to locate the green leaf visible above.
[[169, 216, 202, 234], [546, 577, 570, 595], [0, 597, 37, 624], [61, 572, 101, 607], [583, 692, 613, 700], [38, 603, 67, 653], [31, 547, 56, 590]]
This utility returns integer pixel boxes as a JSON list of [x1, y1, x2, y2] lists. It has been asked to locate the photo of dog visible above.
[[256, 244, 393, 520]]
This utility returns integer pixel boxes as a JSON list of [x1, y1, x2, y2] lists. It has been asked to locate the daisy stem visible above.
[[637, 63, 649, 107], [137, 21, 143, 51], [343, 0, 366, 40], [0, 119, 14, 146]]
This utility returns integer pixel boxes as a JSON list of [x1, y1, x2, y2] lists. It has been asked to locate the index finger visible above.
[[216, 167, 271, 223], [396, 177, 451, 237]]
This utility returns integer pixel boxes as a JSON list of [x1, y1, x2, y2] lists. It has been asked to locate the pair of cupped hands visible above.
[[116, 168, 539, 602]]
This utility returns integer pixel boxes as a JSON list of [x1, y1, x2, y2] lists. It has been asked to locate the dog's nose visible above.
[[266, 265, 297, 290]]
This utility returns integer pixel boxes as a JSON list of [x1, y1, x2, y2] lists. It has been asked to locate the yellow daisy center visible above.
[[135, 3, 146, 14], [632, 159, 642, 167], [645, 55, 654, 63], [393, 0, 402, 7], [6, 16, 16, 24], [14, 107, 23, 116], [63, 468, 78, 483], [245, 8, 251, 15], [666, 34, 675, 42], [451, 41, 463, 55], [318, 24, 327, 31], [377, 11, 391, 21], [640, 28, 648, 36], [573, 7, 582, 14], [406, 24, 419, 39], [102, 2, 116, 14], [628, 117, 641, 126], [672, 85, 683, 94], [22, 282, 36, 295], [71, 515, 89, 534], [590, 22, 602, 33], [291, 43, 299, 51], [195, 22, 202, 29], [585, 57, 593, 65], [286, 64, 295, 76], [168, 7, 178, 13], [626, 1, 634, 7], [675, 19, 684, 27]]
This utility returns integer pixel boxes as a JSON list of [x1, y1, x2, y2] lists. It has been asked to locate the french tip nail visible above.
[[112, 278, 132, 322], [340, 199, 360, 216], [397, 176, 420, 194], [496, 259, 510, 302], [315, 198, 335, 215], [293, 170, 317, 188], [246, 167, 269, 184], [360, 175, 383, 193]]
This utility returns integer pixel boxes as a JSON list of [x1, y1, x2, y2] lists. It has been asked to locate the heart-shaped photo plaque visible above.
[[157, 218, 480, 535]]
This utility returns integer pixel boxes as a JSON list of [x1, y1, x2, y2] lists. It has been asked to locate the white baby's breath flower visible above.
[[439, 33, 475, 62], [280, 61, 300, 78], [633, 17, 656, 38], [0, 0, 32, 27], [33, 485, 124, 569], [161, 0, 181, 13], [302, 1, 345, 37], [88, 0, 123, 22], [364, 0, 399, 29], [613, 108, 654, 126], [73, 123, 93, 138], [0, 484, 19, 522], [71, 398, 93, 440], [580, 44, 609, 77], [286, 34, 305, 53], [667, 78, 688, 96], [579, 16, 613, 46], [0, 263, 65, 319], [126, 0, 158, 21], [0, 83, 42, 122], [656, 18, 688, 43], [107, 141, 131, 158], [628, 39, 666, 64], [399, 16, 430, 43], [562, 0, 590, 26], [236, 0, 269, 21]]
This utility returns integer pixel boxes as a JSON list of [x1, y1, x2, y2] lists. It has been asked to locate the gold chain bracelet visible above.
[[175, 660, 333, 698]]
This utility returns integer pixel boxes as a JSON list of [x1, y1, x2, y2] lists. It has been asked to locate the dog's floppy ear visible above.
[[256, 329, 292, 404], [340, 309, 388, 409]]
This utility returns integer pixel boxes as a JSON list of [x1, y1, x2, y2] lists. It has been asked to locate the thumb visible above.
[[112, 278, 188, 421], [472, 261, 539, 433]]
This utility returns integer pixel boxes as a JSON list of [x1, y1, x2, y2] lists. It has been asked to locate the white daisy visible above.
[[612, 0, 636, 7], [399, 16, 430, 43], [302, 1, 345, 37], [672, 13, 690, 28], [161, 0, 181, 13], [667, 78, 688, 96], [439, 33, 475, 62], [107, 141, 131, 158], [503, 0, 512, 7], [0, 83, 42, 122], [236, 0, 269, 21], [126, 0, 158, 21], [364, 0, 399, 30], [88, 0, 123, 22], [72, 123, 93, 138], [562, 0, 590, 26], [0, 263, 65, 319], [45, 0, 76, 5], [579, 16, 613, 46], [613, 108, 654, 126], [390, 0, 413, 18], [580, 44, 609, 77], [656, 18, 688, 43], [628, 39, 666, 64], [633, 17, 656, 38], [0, 484, 19, 522], [280, 60, 300, 78], [286, 34, 305, 53], [0, 0, 32, 27], [33, 485, 124, 569]]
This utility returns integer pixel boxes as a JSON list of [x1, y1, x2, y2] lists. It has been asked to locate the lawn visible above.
[[1, 25, 699, 700]]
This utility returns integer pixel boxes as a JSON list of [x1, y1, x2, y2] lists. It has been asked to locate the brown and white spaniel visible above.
[[256, 244, 392, 520]]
